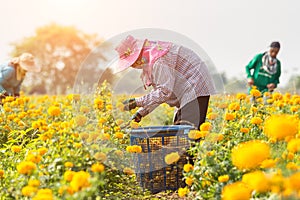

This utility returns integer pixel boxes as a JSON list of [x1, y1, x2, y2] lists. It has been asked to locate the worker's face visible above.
[[269, 47, 280, 58]]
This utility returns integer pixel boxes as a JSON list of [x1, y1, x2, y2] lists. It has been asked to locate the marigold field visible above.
[[1, 83, 300, 200]]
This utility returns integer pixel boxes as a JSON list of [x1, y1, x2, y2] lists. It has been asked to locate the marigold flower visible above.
[[94, 152, 107, 162], [286, 162, 299, 171], [74, 115, 87, 126], [288, 172, 300, 191], [221, 181, 252, 200], [28, 179, 40, 187], [250, 88, 261, 97], [200, 122, 212, 131], [70, 171, 90, 192], [38, 147, 48, 156], [22, 186, 37, 197], [17, 161, 37, 175], [32, 188, 53, 200], [260, 159, 277, 169], [164, 152, 180, 165], [183, 163, 194, 173], [185, 177, 193, 186], [224, 112, 236, 121], [236, 93, 247, 100], [178, 187, 189, 197], [188, 130, 208, 140], [91, 163, 105, 173], [264, 114, 298, 140], [64, 171, 75, 182], [240, 127, 250, 133], [207, 112, 218, 120], [47, 106, 61, 117], [250, 117, 263, 125], [11, 145, 22, 153], [123, 167, 135, 175], [242, 170, 270, 193], [115, 131, 124, 139], [228, 102, 240, 111], [231, 140, 270, 170], [64, 162, 74, 168], [126, 145, 142, 153], [0, 169, 4, 178], [218, 175, 229, 183], [287, 138, 300, 153]]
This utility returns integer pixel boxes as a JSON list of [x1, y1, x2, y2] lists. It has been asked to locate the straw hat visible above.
[[112, 35, 145, 73], [18, 53, 40, 72]]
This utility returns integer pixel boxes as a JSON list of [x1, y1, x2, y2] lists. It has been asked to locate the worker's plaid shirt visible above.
[[135, 44, 216, 117]]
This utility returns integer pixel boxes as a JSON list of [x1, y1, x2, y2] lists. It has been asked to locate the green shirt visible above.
[[246, 53, 281, 89]]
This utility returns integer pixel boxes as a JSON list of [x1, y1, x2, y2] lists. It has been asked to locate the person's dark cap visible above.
[[270, 41, 280, 49]]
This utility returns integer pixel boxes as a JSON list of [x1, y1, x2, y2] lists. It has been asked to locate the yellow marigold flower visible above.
[[287, 152, 294, 160], [0, 169, 4, 178], [64, 162, 74, 168], [236, 93, 247, 100], [100, 133, 110, 140], [126, 145, 142, 153], [94, 152, 107, 162], [26, 153, 42, 164], [267, 99, 274, 104], [200, 122, 212, 131], [115, 131, 124, 139], [74, 115, 87, 126], [130, 121, 140, 129], [242, 170, 270, 193], [123, 167, 135, 175], [64, 170, 75, 182], [288, 172, 300, 191], [183, 163, 194, 173], [106, 104, 113, 110], [94, 98, 104, 109], [32, 188, 53, 200], [264, 114, 298, 140], [70, 171, 90, 192], [222, 181, 252, 200], [290, 106, 299, 112], [178, 187, 189, 197], [164, 152, 180, 165], [287, 138, 300, 153], [218, 175, 229, 183], [250, 117, 263, 125], [79, 105, 90, 113], [228, 102, 240, 111], [240, 127, 250, 133], [224, 112, 236, 121], [185, 177, 193, 186], [47, 106, 61, 117], [286, 162, 299, 171], [22, 186, 38, 197], [231, 140, 270, 170], [17, 161, 36, 175], [114, 150, 124, 157], [260, 159, 277, 169], [250, 88, 261, 97], [272, 92, 282, 100], [28, 179, 40, 187], [11, 145, 22, 153], [207, 112, 218, 120], [38, 147, 48, 156], [188, 130, 208, 140], [91, 163, 105, 173]]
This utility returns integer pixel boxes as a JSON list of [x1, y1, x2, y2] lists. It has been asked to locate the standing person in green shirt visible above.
[[245, 41, 281, 94]]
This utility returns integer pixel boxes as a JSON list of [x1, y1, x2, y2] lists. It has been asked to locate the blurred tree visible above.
[[11, 23, 114, 94]]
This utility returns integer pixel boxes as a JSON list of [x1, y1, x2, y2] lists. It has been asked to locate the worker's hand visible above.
[[131, 112, 142, 123], [267, 83, 276, 91], [247, 78, 254, 86], [122, 98, 137, 111]]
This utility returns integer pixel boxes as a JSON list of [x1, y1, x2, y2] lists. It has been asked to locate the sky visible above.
[[1, 0, 299, 87]]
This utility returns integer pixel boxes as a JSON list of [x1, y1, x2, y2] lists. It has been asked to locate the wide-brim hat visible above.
[[18, 53, 41, 72], [112, 35, 145, 73]]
